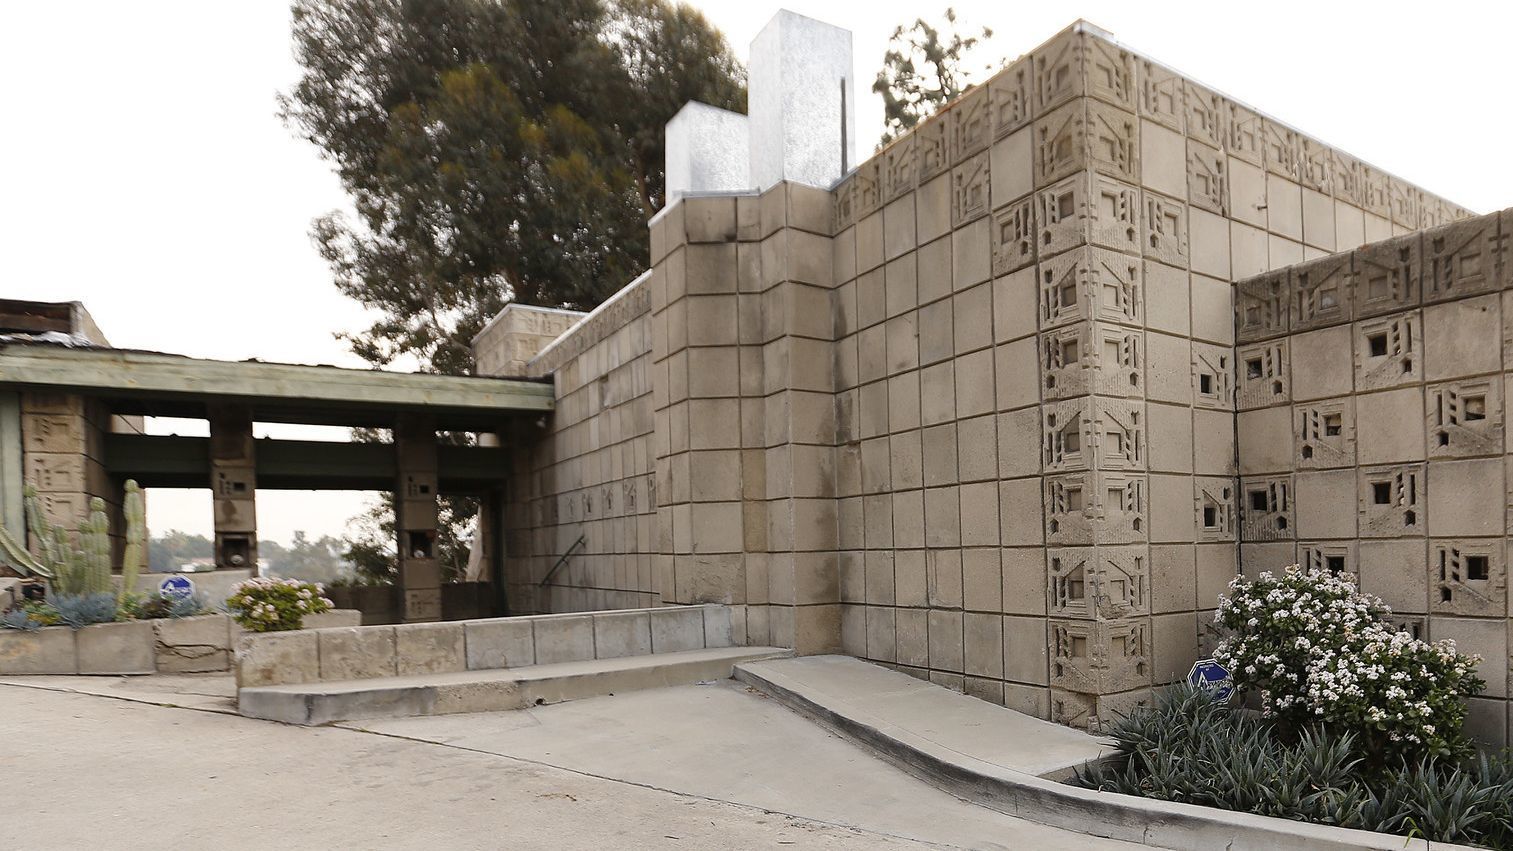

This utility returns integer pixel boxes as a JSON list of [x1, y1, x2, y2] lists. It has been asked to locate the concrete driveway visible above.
[[0, 677, 1136, 849]]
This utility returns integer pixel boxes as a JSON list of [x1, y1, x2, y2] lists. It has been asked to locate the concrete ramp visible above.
[[736, 655, 1112, 780]]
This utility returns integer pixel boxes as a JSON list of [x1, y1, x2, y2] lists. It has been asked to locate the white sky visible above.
[[4, 1, 1509, 542]]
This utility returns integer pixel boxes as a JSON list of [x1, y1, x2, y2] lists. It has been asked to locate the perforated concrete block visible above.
[[1357, 387, 1426, 465], [1036, 171, 1141, 257], [1423, 215, 1503, 304], [1428, 459, 1504, 538], [1424, 294, 1501, 381], [1237, 340, 1289, 411], [1238, 406, 1293, 475], [1193, 478, 1237, 544], [1354, 312, 1421, 391], [1293, 470, 1357, 540], [1294, 399, 1355, 470], [1358, 464, 1426, 538], [1357, 540, 1428, 614], [1289, 325, 1354, 401], [1239, 476, 1294, 542], [1426, 378, 1501, 460]]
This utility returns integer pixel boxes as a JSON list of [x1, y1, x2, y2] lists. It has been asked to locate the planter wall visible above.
[[236, 604, 737, 688], [0, 609, 361, 676]]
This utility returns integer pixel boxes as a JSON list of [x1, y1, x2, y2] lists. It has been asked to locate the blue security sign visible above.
[[1187, 658, 1234, 701], [159, 575, 196, 601]]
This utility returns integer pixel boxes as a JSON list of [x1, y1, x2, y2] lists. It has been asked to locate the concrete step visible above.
[[240, 646, 793, 725]]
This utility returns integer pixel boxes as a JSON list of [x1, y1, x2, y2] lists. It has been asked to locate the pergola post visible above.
[[395, 415, 441, 622], [208, 404, 257, 571]]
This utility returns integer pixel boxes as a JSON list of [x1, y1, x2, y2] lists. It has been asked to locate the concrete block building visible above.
[[477, 13, 1513, 739]]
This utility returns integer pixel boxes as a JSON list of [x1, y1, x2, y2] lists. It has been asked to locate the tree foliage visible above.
[[282, 0, 745, 375], [872, 7, 993, 148]]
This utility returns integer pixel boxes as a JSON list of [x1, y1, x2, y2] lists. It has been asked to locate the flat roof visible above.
[[0, 342, 553, 430]]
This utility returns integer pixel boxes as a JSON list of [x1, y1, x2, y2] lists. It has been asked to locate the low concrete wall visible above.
[[0, 610, 360, 676], [235, 604, 737, 688]]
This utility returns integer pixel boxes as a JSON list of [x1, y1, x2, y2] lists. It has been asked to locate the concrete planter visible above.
[[0, 609, 362, 677]]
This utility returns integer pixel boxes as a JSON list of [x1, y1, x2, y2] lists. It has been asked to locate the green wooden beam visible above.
[[0, 344, 553, 429], [103, 433, 511, 493]]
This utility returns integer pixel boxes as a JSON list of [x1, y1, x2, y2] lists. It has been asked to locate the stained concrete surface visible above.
[[345, 682, 1136, 849], [0, 676, 1137, 849]]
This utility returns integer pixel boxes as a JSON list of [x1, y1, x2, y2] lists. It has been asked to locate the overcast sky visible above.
[[3, 1, 1508, 542]]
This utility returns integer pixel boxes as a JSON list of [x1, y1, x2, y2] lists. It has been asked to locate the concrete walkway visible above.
[[735, 656, 1114, 779], [0, 675, 1137, 849]]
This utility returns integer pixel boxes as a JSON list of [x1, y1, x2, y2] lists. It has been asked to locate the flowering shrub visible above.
[[1216, 565, 1483, 761], [226, 578, 333, 632]]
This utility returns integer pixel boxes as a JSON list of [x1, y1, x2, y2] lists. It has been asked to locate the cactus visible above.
[[1, 481, 144, 592], [23, 484, 61, 573], [120, 481, 144, 602]]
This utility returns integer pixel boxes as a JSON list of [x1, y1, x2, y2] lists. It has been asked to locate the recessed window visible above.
[[1324, 413, 1342, 436], [1468, 555, 1490, 581], [1249, 490, 1268, 511], [1063, 427, 1081, 453], [1199, 374, 1213, 395], [1061, 339, 1079, 362], [1464, 395, 1487, 421], [1202, 505, 1218, 528], [1367, 333, 1388, 357], [1245, 358, 1263, 379], [1326, 555, 1345, 573], [1065, 488, 1083, 511], [1319, 288, 1338, 309], [1372, 482, 1392, 505], [1057, 191, 1075, 219]]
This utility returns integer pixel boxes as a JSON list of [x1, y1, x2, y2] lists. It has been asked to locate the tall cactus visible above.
[[81, 498, 111, 595], [0, 481, 144, 590], [120, 481, 144, 601], [23, 484, 61, 573]]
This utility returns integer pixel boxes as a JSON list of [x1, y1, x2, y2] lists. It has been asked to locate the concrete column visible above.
[[665, 102, 750, 203], [747, 10, 855, 191], [0, 392, 22, 537], [395, 415, 441, 622], [208, 405, 257, 570]]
